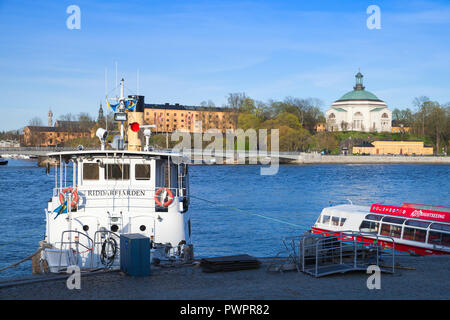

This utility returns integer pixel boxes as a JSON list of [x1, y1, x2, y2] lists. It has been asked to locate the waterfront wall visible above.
[[295, 154, 450, 164]]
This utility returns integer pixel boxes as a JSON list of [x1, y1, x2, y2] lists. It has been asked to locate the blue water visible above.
[[0, 159, 449, 278]]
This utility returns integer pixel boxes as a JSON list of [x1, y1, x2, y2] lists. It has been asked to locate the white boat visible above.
[[311, 202, 450, 255], [37, 79, 192, 273]]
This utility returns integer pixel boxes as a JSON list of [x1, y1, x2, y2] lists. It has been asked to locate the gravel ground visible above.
[[0, 255, 449, 300]]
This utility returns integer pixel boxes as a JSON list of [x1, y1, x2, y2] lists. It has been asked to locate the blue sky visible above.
[[0, 0, 449, 130]]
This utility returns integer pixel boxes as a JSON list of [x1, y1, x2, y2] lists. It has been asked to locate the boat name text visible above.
[[86, 190, 146, 197]]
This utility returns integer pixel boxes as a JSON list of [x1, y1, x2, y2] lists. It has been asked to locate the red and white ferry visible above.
[[311, 202, 450, 255]]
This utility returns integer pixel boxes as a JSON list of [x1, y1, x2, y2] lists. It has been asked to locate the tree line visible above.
[[392, 96, 449, 154]]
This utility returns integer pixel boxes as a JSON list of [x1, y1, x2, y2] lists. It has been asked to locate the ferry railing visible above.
[[56, 230, 94, 272]]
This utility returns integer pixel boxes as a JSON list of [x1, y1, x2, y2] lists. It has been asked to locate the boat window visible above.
[[382, 217, 405, 225], [365, 214, 382, 221], [403, 227, 426, 243], [135, 164, 151, 180], [105, 164, 130, 180], [322, 215, 330, 225], [331, 216, 340, 226], [380, 224, 402, 238], [83, 163, 99, 180], [405, 220, 430, 228], [428, 231, 450, 247], [430, 223, 450, 233], [359, 220, 379, 233], [340, 218, 346, 226]]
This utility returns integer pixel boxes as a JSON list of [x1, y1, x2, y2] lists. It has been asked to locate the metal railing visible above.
[[279, 230, 396, 277], [56, 230, 94, 272]]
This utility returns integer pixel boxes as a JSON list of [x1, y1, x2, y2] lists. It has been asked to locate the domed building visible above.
[[326, 71, 391, 132]]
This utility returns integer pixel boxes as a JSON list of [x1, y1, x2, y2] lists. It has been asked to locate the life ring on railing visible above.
[[155, 188, 174, 207], [59, 187, 79, 208]]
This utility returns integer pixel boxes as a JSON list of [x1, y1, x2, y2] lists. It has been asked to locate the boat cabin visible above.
[[43, 149, 191, 269]]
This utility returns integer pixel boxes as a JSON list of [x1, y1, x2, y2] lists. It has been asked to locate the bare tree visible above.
[[28, 117, 43, 126]]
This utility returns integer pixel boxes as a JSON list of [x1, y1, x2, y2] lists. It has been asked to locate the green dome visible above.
[[336, 70, 383, 102], [337, 89, 382, 102]]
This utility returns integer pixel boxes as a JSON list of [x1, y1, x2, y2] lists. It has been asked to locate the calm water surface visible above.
[[0, 159, 448, 278]]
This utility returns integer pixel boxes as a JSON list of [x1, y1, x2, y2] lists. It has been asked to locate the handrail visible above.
[[57, 230, 94, 272], [283, 230, 396, 277]]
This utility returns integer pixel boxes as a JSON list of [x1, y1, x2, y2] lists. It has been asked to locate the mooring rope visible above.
[[190, 194, 303, 228], [0, 248, 43, 273]]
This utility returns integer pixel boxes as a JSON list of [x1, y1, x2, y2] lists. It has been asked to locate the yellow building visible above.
[[314, 123, 326, 132], [353, 140, 433, 155], [23, 126, 91, 147], [391, 126, 410, 133], [143, 103, 238, 133]]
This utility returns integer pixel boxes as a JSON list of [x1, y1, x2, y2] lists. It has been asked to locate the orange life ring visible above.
[[59, 187, 79, 208], [155, 188, 174, 207]]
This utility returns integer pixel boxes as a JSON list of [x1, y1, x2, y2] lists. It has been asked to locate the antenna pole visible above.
[[115, 60, 118, 96], [137, 69, 140, 96]]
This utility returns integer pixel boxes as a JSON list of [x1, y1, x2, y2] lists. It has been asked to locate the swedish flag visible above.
[[53, 201, 68, 219], [125, 99, 137, 111], [107, 100, 119, 112]]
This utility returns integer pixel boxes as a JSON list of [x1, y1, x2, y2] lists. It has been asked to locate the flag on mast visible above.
[[106, 100, 119, 112], [124, 99, 137, 111]]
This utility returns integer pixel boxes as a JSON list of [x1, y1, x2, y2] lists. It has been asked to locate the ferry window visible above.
[[382, 217, 405, 225], [430, 223, 450, 233], [428, 231, 450, 247], [359, 220, 379, 233], [135, 164, 151, 180], [365, 214, 383, 221], [405, 220, 430, 229], [322, 215, 331, 225], [403, 227, 426, 242], [105, 164, 130, 180], [380, 224, 402, 238], [332, 216, 340, 226], [340, 218, 346, 226], [83, 163, 99, 180]]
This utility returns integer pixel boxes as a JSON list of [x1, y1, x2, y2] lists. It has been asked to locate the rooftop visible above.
[[336, 71, 383, 102], [25, 126, 90, 133], [144, 103, 235, 113]]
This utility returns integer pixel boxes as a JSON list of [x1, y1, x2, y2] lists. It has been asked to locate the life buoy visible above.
[[59, 187, 79, 208], [155, 188, 174, 207]]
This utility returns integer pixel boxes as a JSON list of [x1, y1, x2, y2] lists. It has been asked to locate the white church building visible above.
[[326, 71, 392, 132]]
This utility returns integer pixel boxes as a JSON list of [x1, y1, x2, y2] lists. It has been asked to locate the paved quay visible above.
[[0, 255, 449, 300]]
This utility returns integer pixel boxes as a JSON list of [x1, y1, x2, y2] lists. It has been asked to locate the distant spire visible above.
[[48, 109, 53, 127], [97, 102, 105, 124], [354, 69, 365, 91]]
